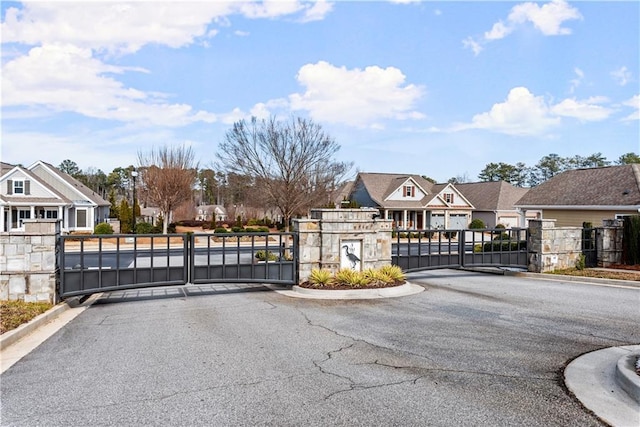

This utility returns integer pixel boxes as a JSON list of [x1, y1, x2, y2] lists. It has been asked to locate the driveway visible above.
[[1, 270, 638, 426]]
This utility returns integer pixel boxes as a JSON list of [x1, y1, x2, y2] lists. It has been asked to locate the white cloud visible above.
[[2, 44, 217, 127], [611, 66, 632, 86], [452, 87, 560, 136], [465, 0, 581, 55], [551, 97, 613, 121], [621, 95, 640, 121], [300, 1, 334, 23], [508, 0, 582, 36], [1, 2, 330, 54], [448, 88, 619, 135], [289, 61, 425, 128], [569, 67, 584, 94], [462, 37, 483, 56]]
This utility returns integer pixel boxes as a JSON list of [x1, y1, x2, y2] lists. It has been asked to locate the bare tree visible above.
[[137, 145, 198, 234], [218, 116, 353, 230]]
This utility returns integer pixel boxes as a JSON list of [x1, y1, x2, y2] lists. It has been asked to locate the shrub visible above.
[[231, 226, 245, 233], [495, 223, 506, 229], [135, 222, 156, 234], [379, 265, 405, 283], [575, 254, 586, 270], [469, 219, 485, 229], [308, 268, 333, 287], [94, 222, 114, 235], [213, 227, 228, 234], [255, 250, 278, 261], [444, 231, 457, 239], [493, 232, 511, 241], [623, 215, 640, 265], [334, 269, 369, 287]]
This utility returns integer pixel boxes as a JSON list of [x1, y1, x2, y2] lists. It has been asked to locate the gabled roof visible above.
[[456, 181, 529, 211], [28, 161, 109, 206], [357, 172, 436, 208], [515, 164, 640, 208], [0, 164, 70, 205]]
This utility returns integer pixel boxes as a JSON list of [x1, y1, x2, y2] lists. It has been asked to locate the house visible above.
[[0, 161, 110, 233], [515, 164, 640, 227], [454, 181, 540, 228], [195, 204, 227, 222], [347, 172, 474, 229]]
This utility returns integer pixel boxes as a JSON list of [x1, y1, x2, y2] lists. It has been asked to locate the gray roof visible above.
[[515, 164, 640, 207], [38, 161, 109, 206], [356, 172, 437, 209], [455, 181, 529, 211]]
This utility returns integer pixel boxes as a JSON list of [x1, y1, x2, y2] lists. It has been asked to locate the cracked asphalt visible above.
[[1, 269, 638, 426]]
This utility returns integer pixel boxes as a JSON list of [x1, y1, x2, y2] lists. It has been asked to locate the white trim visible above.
[[28, 161, 99, 207], [516, 205, 640, 210]]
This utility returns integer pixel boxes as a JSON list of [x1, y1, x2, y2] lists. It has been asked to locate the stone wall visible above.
[[0, 220, 58, 303], [528, 218, 624, 273], [294, 208, 393, 282]]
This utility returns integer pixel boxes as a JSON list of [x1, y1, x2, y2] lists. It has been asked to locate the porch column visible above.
[[403, 210, 408, 229], [0, 206, 4, 232], [422, 210, 427, 230]]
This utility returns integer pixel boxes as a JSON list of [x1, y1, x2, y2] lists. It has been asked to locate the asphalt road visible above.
[[2, 270, 638, 426]]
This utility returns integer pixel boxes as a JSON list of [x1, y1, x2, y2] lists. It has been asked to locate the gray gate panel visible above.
[[392, 228, 528, 273]]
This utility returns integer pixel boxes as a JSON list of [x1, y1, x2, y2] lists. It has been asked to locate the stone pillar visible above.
[[597, 219, 623, 267], [527, 219, 583, 273], [0, 219, 59, 303], [293, 208, 393, 283]]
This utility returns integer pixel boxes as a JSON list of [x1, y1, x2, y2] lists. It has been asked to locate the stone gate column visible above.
[[293, 208, 393, 283], [0, 219, 59, 303]]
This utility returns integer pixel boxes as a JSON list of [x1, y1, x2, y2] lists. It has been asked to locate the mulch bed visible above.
[[298, 280, 405, 290]]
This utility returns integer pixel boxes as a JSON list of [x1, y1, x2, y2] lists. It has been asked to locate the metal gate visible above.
[[58, 232, 297, 299], [190, 232, 297, 285], [392, 228, 528, 272]]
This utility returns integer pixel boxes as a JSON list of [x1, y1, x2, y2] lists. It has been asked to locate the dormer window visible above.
[[14, 180, 24, 194], [403, 185, 415, 197], [444, 193, 454, 203]]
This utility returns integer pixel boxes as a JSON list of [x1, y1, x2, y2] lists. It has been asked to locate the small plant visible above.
[[469, 219, 485, 229], [334, 269, 369, 287], [231, 226, 244, 233], [94, 222, 114, 235], [255, 250, 278, 262], [308, 268, 333, 287], [575, 254, 586, 270], [213, 227, 228, 234], [379, 265, 405, 283]]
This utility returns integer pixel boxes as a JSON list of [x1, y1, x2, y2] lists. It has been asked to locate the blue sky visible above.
[[1, 1, 638, 183]]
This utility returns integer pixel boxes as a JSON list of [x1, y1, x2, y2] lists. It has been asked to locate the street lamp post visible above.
[[131, 170, 138, 234]]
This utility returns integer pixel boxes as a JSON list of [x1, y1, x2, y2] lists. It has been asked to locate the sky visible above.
[[1, 0, 639, 183]]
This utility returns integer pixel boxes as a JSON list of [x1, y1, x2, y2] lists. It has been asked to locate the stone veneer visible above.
[[293, 208, 393, 282], [528, 219, 582, 273], [0, 220, 58, 303], [597, 219, 623, 267], [528, 218, 624, 273]]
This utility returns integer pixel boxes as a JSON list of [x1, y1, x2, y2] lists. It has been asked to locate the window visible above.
[[76, 209, 87, 228], [6, 179, 30, 195], [403, 185, 415, 197], [38, 209, 58, 219], [444, 193, 454, 203]]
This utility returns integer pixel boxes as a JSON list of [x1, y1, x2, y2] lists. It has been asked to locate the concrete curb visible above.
[[616, 352, 640, 404], [565, 345, 640, 427], [0, 298, 78, 350], [272, 282, 424, 300], [508, 271, 640, 288]]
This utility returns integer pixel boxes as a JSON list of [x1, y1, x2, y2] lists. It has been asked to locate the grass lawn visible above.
[[0, 300, 53, 335]]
